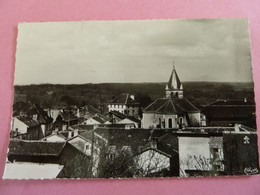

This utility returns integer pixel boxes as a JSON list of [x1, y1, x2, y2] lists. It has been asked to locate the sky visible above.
[[14, 18, 253, 85]]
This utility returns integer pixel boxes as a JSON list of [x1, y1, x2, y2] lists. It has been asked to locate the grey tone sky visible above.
[[14, 18, 253, 85]]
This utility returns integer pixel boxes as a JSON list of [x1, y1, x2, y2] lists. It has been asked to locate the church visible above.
[[142, 64, 201, 129]]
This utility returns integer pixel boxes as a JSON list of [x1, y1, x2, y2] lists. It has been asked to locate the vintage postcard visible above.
[[3, 18, 259, 179]]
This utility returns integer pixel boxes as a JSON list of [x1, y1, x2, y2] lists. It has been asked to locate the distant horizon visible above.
[[14, 80, 255, 86]]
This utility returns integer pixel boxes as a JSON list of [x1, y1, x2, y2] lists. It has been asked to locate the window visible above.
[[211, 148, 220, 160], [85, 144, 90, 150], [179, 117, 183, 129], [110, 153, 115, 161], [157, 118, 161, 128], [168, 118, 173, 128]]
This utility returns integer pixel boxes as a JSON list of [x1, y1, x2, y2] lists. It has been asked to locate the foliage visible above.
[[14, 82, 255, 110]]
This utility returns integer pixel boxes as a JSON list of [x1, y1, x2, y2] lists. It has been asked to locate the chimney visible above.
[[74, 129, 79, 136], [130, 95, 135, 100], [68, 131, 72, 138], [234, 124, 241, 132], [244, 97, 247, 103], [77, 108, 80, 118], [32, 114, 38, 121]]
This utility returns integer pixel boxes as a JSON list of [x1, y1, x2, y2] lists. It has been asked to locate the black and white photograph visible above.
[[3, 18, 259, 179]]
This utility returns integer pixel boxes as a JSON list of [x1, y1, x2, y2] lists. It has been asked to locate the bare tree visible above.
[[179, 154, 224, 177]]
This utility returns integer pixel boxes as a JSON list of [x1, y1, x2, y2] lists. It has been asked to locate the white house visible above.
[[12, 117, 29, 135], [117, 116, 141, 128], [108, 93, 140, 117]]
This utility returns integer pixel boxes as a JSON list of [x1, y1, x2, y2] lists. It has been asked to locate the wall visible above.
[[12, 117, 28, 134], [223, 132, 259, 176], [142, 113, 156, 128], [188, 112, 201, 126], [164, 115, 178, 128], [178, 136, 211, 177]]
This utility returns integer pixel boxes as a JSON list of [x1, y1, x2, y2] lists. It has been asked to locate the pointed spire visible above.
[[167, 61, 181, 90], [165, 60, 184, 98]]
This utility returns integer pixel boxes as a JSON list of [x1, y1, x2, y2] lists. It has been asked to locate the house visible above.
[[27, 104, 53, 136], [94, 124, 258, 177], [92, 127, 179, 177], [79, 105, 103, 119], [203, 99, 256, 128], [94, 128, 167, 159], [7, 139, 92, 178], [142, 65, 201, 129], [11, 103, 54, 140], [133, 148, 171, 177], [177, 125, 258, 177], [108, 93, 140, 117], [106, 110, 127, 124], [178, 133, 224, 177], [68, 131, 108, 177], [117, 116, 141, 128], [54, 110, 79, 131], [85, 116, 107, 125], [11, 116, 42, 140], [68, 135, 95, 156]]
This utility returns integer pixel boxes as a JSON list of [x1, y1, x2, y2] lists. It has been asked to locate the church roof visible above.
[[167, 66, 182, 90], [143, 98, 200, 114]]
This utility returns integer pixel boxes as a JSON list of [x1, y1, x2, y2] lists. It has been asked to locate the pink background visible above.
[[1, 0, 260, 194]]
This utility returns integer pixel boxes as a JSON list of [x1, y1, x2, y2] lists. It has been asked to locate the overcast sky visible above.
[[14, 18, 253, 85]]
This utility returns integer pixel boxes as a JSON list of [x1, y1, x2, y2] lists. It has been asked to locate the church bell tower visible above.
[[165, 61, 183, 98]]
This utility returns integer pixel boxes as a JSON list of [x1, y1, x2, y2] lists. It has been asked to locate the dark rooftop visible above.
[[209, 99, 255, 106], [16, 116, 39, 127], [60, 111, 78, 122], [8, 139, 66, 156], [107, 110, 127, 119], [110, 93, 139, 105]]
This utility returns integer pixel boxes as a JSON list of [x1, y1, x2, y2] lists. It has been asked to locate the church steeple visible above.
[[165, 61, 183, 98]]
